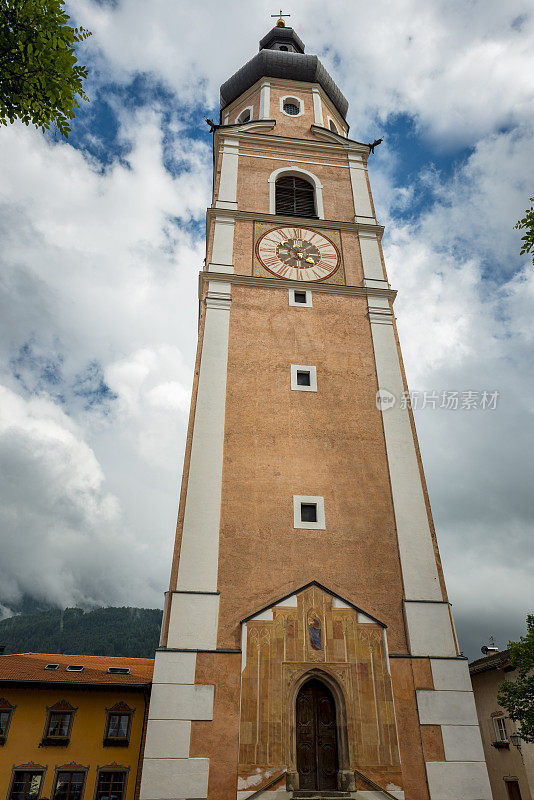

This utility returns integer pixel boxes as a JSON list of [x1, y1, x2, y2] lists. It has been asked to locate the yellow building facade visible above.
[[0, 653, 153, 800]]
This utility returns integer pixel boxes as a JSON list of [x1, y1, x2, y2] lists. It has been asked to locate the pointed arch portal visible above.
[[296, 678, 339, 790], [238, 586, 396, 795], [286, 666, 353, 791]]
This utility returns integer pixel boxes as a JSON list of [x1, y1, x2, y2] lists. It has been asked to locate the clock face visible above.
[[256, 226, 341, 281]]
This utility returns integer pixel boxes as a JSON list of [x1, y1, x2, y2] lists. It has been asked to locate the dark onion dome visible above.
[[220, 26, 349, 120]]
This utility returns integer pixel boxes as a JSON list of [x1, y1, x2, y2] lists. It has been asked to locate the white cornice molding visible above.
[[310, 125, 343, 144], [205, 207, 384, 238], [199, 270, 396, 302], [309, 123, 365, 150], [237, 119, 276, 134], [214, 128, 368, 159]]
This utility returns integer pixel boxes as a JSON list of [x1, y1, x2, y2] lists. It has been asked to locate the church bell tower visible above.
[[140, 19, 491, 800]]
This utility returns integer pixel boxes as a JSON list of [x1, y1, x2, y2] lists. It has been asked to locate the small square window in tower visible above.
[[293, 495, 325, 529], [301, 503, 317, 523], [275, 176, 317, 218], [289, 289, 312, 307], [291, 364, 317, 392]]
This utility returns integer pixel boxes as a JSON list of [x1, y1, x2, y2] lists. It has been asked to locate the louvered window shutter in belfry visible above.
[[275, 176, 317, 218]]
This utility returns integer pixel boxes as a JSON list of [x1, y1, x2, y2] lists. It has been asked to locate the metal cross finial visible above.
[[271, 9, 291, 26]]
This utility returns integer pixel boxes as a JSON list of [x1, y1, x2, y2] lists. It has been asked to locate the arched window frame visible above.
[[327, 117, 339, 134], [326, 115, 348, 137], [235, 106, 253, 124], [280, 95, 304, 117], [268, 166, 324, 219]]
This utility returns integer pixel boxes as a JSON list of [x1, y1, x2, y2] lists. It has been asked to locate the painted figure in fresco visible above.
[[308, 613, 322, 650]]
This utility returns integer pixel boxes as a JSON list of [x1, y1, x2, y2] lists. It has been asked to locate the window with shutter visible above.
[[275, 176, 316, 218]]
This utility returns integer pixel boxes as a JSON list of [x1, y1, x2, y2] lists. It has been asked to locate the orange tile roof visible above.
[[0, 653, 153, 686]]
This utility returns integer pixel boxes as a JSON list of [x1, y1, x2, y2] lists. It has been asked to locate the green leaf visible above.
[[498, 616, 534, 742], [0, 0, 91, 138]]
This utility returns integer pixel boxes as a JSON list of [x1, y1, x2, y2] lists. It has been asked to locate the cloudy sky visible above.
[[1, 0, 533, 660]]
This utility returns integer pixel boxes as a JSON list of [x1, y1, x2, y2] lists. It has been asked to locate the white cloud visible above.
[[73, 0, 534, 142], [316, 0, 534, 142], [0, 384, 150, 609], [0, 105, 207, 614], [105, 345, 192, 469], [377, 127, 534, 654], [147, 381, 191, 412], [0, 109, 209, 367], [504, 264, 534, 346]]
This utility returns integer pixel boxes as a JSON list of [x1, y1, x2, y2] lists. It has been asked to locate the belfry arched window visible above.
[[275, 176, 317, 218], [236, 107, 252, 124]]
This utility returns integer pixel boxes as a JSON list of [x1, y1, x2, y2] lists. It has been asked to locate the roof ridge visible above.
[[6, 652, 153, 661]]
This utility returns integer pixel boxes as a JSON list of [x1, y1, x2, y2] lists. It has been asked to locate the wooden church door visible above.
[[296, 679, 338, 790]]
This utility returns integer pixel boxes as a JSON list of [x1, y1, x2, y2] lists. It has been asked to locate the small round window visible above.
[[283, 102, 300, 116]]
